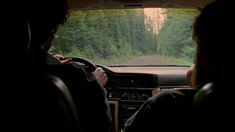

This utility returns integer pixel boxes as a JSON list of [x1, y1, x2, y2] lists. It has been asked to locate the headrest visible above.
[[4, 18, 31, 55], [15, 20, 31, 52], [193, 83, 215, 107]]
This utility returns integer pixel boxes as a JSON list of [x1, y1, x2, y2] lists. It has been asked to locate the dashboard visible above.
[[99, 66, 190, 128]]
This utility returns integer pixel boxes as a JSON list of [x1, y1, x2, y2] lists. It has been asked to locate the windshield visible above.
[[51, 8, 199, 66]]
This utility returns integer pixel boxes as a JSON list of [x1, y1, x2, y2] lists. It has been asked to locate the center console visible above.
[[106, 73, 157, 129]]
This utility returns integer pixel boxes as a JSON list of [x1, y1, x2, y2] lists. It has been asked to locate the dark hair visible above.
[[27, 0, 69, 48], [193, 0, 235, 86]]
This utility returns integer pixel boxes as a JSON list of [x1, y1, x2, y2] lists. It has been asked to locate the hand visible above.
[[53, 54, 72, 64], [92, 67, 108, 87], [187, 64, 195, 87], [152, 88, 160, 96]]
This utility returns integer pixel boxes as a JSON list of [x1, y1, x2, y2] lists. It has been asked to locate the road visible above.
[[116, 56, 169, 65], [110, 56, 188, 74]]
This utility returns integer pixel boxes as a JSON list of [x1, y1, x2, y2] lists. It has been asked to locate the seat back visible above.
[[44, 74, 81, 131], [6, 72, 81, 132], [192, 83, 234, 131]]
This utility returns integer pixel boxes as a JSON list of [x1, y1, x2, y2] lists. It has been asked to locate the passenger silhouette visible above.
[[124, 1, 234, 131]]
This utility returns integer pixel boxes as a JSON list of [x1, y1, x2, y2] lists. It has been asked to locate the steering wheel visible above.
[[68, 57, 97, 72]]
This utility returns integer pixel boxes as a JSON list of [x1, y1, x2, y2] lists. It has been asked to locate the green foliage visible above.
[[51, 9, 157, 63], [157, 9, 198, 62], [51, 8, 198, 65]]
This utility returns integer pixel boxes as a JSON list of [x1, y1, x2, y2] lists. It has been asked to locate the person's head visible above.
[[27, 0, 70, 51], [192, 0, 234, 86]]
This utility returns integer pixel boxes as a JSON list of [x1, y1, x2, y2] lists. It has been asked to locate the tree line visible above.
[[51, 8, 198, 65]]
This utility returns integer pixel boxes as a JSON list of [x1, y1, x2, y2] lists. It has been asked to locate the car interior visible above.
[[65, 0, 213, 131], [5, 0, 224, 132]]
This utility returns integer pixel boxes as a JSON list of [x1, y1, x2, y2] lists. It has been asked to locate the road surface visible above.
[[116, 56, 169, 65]]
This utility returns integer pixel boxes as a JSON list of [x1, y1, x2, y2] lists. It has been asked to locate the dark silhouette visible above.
[[124, 0, 235, 131], [192, 0, 235, 131], [6, 0, 112, 132]]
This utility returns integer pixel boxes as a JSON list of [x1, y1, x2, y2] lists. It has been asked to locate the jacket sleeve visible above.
[[124, 90, 195, 132]]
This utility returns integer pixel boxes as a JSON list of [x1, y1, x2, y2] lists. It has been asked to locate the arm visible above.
[[124, 90, 194, 132], [47, 64, 112, 132], [124, 101, 153, 132], [53, 54, 72, 64]]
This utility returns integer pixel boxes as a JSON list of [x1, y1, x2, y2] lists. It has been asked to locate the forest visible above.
[[51, 8, 198, 65]]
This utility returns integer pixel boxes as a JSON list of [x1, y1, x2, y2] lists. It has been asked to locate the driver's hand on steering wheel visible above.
[[53, 54, 72, 64], [92, 67, 108, 87]]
